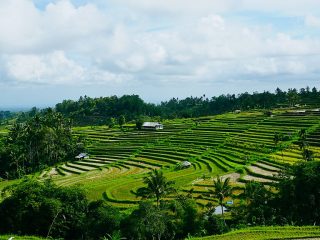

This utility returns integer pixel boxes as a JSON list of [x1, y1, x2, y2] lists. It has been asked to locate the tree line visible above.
[[50, 86, 319, 125], [0, 111, 16, 126], [0, 111, 14, 121], [0, 109, 84, 179], [3, 86, 320, 126], [0, 161, 319, 239], [1, 86, 319, 179]]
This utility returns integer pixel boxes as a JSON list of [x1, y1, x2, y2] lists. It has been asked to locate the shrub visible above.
[[85, 200, 122, 239], [0, 179, 87, 239]]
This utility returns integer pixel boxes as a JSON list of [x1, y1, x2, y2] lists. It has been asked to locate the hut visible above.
[[141, 122, 163, 130], [75, 153, 89, 160], [214, 206, 228, 215], [181, 161, 192, 168]]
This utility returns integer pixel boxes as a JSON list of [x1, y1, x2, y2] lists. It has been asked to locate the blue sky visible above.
[[0, 0, 320, 108]]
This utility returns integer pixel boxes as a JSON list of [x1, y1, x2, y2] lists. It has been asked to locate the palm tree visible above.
[[302, 148, 313, 161], [299, 129, 307, 141], [273, 132, 281, 147], [209, 177, 232, 224], [137, 169, 176, 207], [298, 129, 308, 151], [241, 181, 265, 205], [118, 115, 126, 129]]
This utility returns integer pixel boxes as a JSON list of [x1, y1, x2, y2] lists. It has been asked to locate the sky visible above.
[[1, 0, 320, 108]]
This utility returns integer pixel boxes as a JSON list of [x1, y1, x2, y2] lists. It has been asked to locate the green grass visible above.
[[192, 226, 320, 240], [44, 110, 320, 207], [1, 109, 320, 208], [0, 235, 44, 240], [0, 179, 21, 200], [0, 179, 19, 190]]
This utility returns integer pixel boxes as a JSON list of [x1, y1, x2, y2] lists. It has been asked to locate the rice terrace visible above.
[[42, 108, 320, 207], [1, 92, 320, 239], [2, 0, 320, 239]]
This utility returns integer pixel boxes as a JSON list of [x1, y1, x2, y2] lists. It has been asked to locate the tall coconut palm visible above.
[[302, 148, 313, 161], [241, 180, 265, 205], [299, 129, 307, 141], [273, 132, 281, 147], [209, 177, 232, 224], [137, 169, 176, 207], [298, 129, 308, 150]]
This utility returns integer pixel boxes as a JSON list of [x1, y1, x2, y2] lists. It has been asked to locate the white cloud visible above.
[[266, 33, 320, 56], [6, 51, 85, 84], [305, 14, 320, 28], [244, 58, 307, 76], [116, 54, 146, 72], [242, 0, 320, 15], [1, 0, 320, 105], [107, 0, 236, 16], [0, 0, 41, 53], [43, 1, 107, 37], [107, 0, 320, 17], [0, 0, 108, 54], [5, 51, 130, 85], [199, 14, 225, 31]]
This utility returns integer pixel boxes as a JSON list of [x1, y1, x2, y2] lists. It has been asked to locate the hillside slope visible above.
[[192, 226, 320, 240], [35, 109, 320, 208]]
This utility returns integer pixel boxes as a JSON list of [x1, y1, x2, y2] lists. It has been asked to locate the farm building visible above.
[[75, 153, 89, 160], [214, 206, 228, 215], [181, 161, 191, 168], [141, 122, 163, 130]]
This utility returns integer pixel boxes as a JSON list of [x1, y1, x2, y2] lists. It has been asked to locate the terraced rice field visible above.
[[192, 226, 320, 240], [40, 110, 320, 208], [0, 126, 8, 137]]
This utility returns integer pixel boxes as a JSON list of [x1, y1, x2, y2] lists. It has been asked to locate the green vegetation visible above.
[[32, 107, 319, 208], [136, 169, 176, 207], [0, 236, 44, 240], [52, 87, 320, 125], [0, 109, 84, 179], [0, 179, 88, 239], [209, 177, 232, 224], [192, 226, 320, 240], [1, 105, 320, 210], [1, 162, 320, 239], [0, 87, 320, 239]]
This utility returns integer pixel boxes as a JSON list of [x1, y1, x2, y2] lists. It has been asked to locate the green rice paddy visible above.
[[192, 226, 320, 240], [1, 109, 320, 208], [37, 110, 320, 208]]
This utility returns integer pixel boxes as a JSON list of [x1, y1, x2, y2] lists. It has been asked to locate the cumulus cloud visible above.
[[106, 0, 237, 16], [0, 0, 108, 54], [244, 58, 307, 76], [305, 14, 320, 28], [107, 0, 320, 17], [1, 0, 320, 105], [5, 51, 130, 85], [242, 0, 320, 15], [6, 51, 84, 84], [0, 0, 41, 53]]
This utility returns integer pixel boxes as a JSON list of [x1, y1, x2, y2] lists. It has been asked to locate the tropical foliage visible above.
[[49, 87, 320, 125], [0, 87, 320, 239], [0, 109, 84, 179], [1, 162, 320, 239], [209, 177, 232, 223], [137, 169, 176, 207]]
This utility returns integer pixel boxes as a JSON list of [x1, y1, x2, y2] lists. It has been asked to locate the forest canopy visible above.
[[0, 109, 83, 179], [52, 87, 320, 125]]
